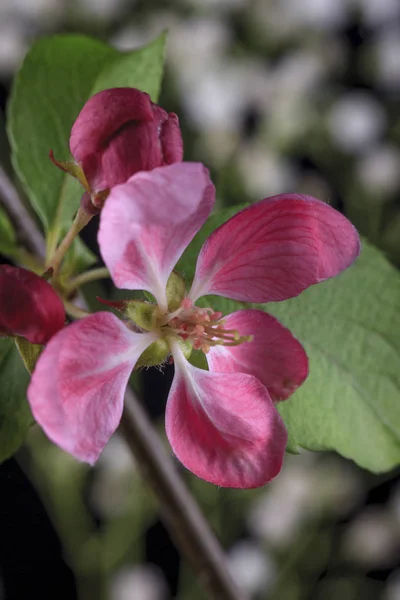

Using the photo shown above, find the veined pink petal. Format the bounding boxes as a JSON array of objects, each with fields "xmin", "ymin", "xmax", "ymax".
[
  {"xmin": 189, "ymin": 194, "xmax": 360, "ymax": 303},
  {"xmin": 28, "ymin": 312, "xmax": 156, "ymax": 464},
  {"xmin": 207, "ymin": 310, "xmax": 308, "ymax": 402},
  {"xmin": 165, "ymin": 342, "xmax": 287, "ymax": 488},
  {"xmin": 99, "ymin": 163, "xmax": 215, "ymax": 310}
]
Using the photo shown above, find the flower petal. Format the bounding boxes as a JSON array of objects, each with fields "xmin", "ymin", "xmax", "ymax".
[
  {"xmin": 165, "ymin": 343, "xmax": 287, "ymax": 488},
  {"xmin": 160, "ymin": 113, "xmax": 184, "ymax": 164},
  {"xmin": 99, "ymin": 162, "xmax": 215, "ymax": 309},
  {"xmin": 70, "ymin": 88, "xmax": 154, "ymax": 162},
  {"xmin": 207, "ymin": 309, "xmax": 308, "ymax": 402},
  {"xmin": 92, "ymin": 120, "xmax": 164, "ymax": 191},
  {"xmin": 189, "ymin": 194, "xmax": 360, "ymax": 303},
  {"xmin": 0, "ymin": 265, "xmax": 65, "ymax": 344},
  {"xmin": 28, "ymin": 312, "xmax": 156, "ymax": 464}
]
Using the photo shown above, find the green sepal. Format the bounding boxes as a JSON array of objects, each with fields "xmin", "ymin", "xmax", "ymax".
[
  {"xmin": 126, "ymin": 300, "xmax": 159, "ymax": 331},
  {"xmin": 15, "ymin": 337, "xmax": 43, "ymax": 373},
  {"xmin": 166, "ymin": 271, "xmax": 186, "ymax": 311},
  {"xmin": 49, "ymin": 150, "xmax": 91, "ymax": 193},
  {"xmin": 135, "ymin": 338, "xmax": 170, "ymax": 368}
]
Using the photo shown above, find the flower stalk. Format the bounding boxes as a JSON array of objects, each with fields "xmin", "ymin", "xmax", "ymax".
[{"xmin": 47, "ymin": 207, "xmax": 93, "ymax": 277}]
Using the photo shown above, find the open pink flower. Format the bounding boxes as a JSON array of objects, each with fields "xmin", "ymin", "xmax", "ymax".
[
  {"xmin": 28, "ymin": 163, "xmax": 360, "ymax": 488},
  {"xmin": 0, "ymin": 265, "xmax": 65, "ymax": 344}
]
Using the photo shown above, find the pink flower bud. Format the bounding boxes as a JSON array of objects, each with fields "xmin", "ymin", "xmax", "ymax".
[
  {"xmin": 69, "ymin": 88, "xmax": 183, "ymax": 193},
  {"xmin": 0, "ymin": 265, "xmax": 65, "ymax": 344}
]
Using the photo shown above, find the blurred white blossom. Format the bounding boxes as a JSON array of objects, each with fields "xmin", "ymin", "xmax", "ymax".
[
  {"xmin": 111, "ymin": 565, "xmax": 168, "ymax": 600},
  {"xmin": 328, "ymin": 93, "xmax": 386, "ymax": 153},
  {"xmin": 90, "ymin": 434, "xmax": 137, "ymax": 517},
  {"xmin": 228, "ymin": 540, "xmax": 276, "ymax": 596},
  {"xmin": 238, "ymin": 144, "xmax": 298, "ymax": 198},
  {"xmin": 247, "ymin": 456, "xmax": 315, "ymax": 547},
  {"xmin": 0, "ymin": 23, "xmax": 27, "ymax": 75},
  {"xmin": 342, "ymin": 507, "xmax": 400, "ymax": 567},
  {"xmin": 283, "ymin": 0, "xmax": 351, "ymax": 31},
  {"xmin": 182, "ymin": 0, "xmax": 247, "ymax": 10},
  {"xmin": 77, "ymin": 0, "xmax": 131, "ymax": 21},
  {"xmin": 356, "ymin": 0, "xmax": 400, "ymax": 26},
  {"xmin": 357, "ymin": 145, "xmax": 400, "ymax": 194},
  {"xmin": 375, "ymin": 30, "xmax": 400, "ymax": 91}
]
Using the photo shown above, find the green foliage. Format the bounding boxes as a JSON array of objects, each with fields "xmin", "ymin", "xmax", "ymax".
[
  {"xmin": 0, "ymin": 338, "xmax": 33, "ymax": 462},
  {"xmin": 269, "ymin": 241, "xmax": 400, "ymax": 472},
  {"xmin": 179, "ymin": 207, "xmax": 400, "ymax": 473},
  {"xmin": 7, "ymin": 33, "xmax": 166, "ymax": 270},
  {"xmin": 0, "ymin": 206, "xmax": 18, "ymax": 256}
]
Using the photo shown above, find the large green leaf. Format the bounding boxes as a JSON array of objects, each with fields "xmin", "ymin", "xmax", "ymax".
[
  {"xmin": 179, "ymin": 207, "xmax": 400, "ymax": 473},
  {"xmin": 268, "ymin": 241, "xmax": 400, "ymax": 472},
  {"xmin": 7, "ymin": 33, "xmax": 166, "ymax": 266},
  {"xmin": 0, "ymin": 338, "xmax": 33, "ymax": 462}
]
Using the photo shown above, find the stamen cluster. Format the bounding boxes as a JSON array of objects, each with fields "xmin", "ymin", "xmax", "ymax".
[{"xmin": 164, "ymin": 298, "xmax": 252, "ymax": 354}]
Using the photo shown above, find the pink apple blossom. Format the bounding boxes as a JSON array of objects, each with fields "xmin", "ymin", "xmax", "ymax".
[
  {"xmin": 28, "ymin": 162, "xmax": 360, "ymax": 488},
  {"xmin": 0, "ymin": 265, "xmax": 65, "ymax": 344}
]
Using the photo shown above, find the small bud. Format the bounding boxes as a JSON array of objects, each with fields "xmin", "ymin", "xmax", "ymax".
[
  {"xmin": 0, "ymin": 266, "xmax": 65, "ymax": 344},
  {"xmin": 166, "ymin": 271, "xmax": 186, "ymax": 311},
  {"xmin": 69, "ymin": 88, "xmax": 184, "ymax": 194}
]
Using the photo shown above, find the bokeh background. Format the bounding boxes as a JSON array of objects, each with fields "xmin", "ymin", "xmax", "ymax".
[{"xmin": 1, "ymin": 0, "xmax": 400, "ymax": 599}]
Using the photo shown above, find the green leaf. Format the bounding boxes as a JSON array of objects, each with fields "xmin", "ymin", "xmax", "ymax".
[
  {"xmin": 268, "ymin": 241, "xmax": 400, "ymax": 473},
  {"xmin": 179, "ymin": 206, "xmax": 400, "ymax": 473},
  {"xmin": 0, "ymin": 338, "xmax": 33, "ymax": 463},
  {"xmin": 8, "ymin": 33, "xmax": 166, "ymax": 266},
  {"xmin": 0, "ymin": 206, "xmax": 18, "ymax": 256}
]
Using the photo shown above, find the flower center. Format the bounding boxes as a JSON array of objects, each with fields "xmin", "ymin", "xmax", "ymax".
[{"xmin": 161, "ymin": 298, "xmax": 252, "ymax": 354}]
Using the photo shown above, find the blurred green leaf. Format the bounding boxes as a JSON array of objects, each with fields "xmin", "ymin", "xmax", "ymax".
[
  {"xmin": 179, "ymin": 207, "xmax": 400, "ymax": 473},
  {"xmin": 8, "ymin": 33, "xmax": 166, "ymax": 269},
  {"xmin": 0, "ymin": 206, "xmax": 18, "ymax": 256},
  {"xmin": 0, "ymin": 338, "xmax": 33, "ymax": 463}
]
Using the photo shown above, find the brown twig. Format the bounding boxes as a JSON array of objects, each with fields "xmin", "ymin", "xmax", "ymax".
[
  {"xmin": 0, "ymin": 165, "xmax": 46, "ymax": 259},
  {"xmin": 120, "ymin": 389, "xmax": 245, "ymax": 600},
  {"xmin": 0, "ymin": 163, "xmax": 245, "ymax": 600}
]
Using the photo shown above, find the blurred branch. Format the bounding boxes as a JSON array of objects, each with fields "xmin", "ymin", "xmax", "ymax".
[
  {"xmin": 120, "ymin": 389, "xmax": 244, "ymax": 600},
  {"xmin": 2, "ymin": 162, "xmax": 244, "ymax": 600},
  {"xmin": 0, "ymin": 165, "xmax": 45, "ymax": 259}
]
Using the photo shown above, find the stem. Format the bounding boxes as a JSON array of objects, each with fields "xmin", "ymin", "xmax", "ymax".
[
  {"xmin": 66, "ymin": 267, "xmax": 110, "ymax": 292},
  {"xmin": 2, "ymin": 162, "xmax": 244, "ymax": 600},
  {"xmin": 63, "ymin": 300, "xmax": 91, "ymax": 320},
  {"xmin": 120, "ymin": 389, "xmax": 244, "ymax": 600},
  {"xmin": 48, "ymin": 207, "xmax": 92, "ymax": 276}
]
